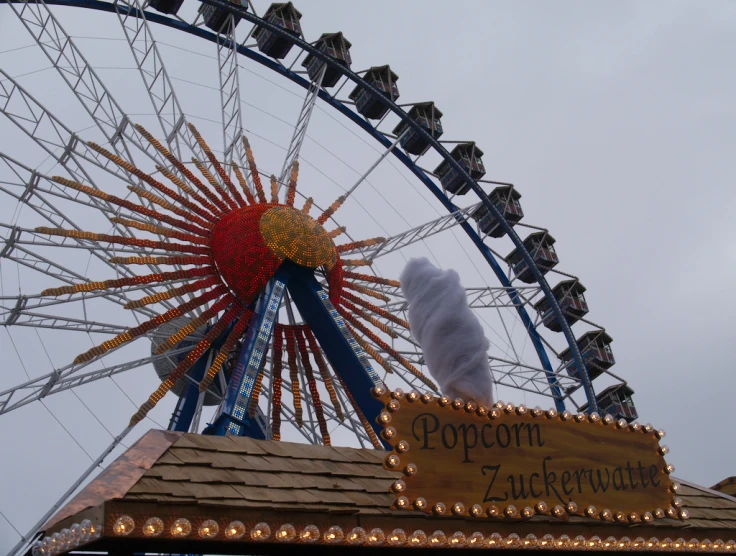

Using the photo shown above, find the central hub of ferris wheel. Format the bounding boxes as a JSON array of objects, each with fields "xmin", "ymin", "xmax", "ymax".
[{"xmin": 210, "ymin": 203, "xmax": 337, "ymax": 305}]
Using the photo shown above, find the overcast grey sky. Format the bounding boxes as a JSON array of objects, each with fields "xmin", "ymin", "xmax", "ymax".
[{"xmin": 1, "ymin": 0, "xmax": 735, "ymax": 550}]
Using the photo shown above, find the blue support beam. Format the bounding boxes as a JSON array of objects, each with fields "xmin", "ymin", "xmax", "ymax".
[
  {"xmin": 282, "ymin": 261, "xmax": 386, "ymax": 444},
  {"xmin": 206, "ymin": 271, "xmax": 287, "ymax": 437},
  {"xmin": 167, "ymin": 324, "xmax": 233, "ymax": 432}
]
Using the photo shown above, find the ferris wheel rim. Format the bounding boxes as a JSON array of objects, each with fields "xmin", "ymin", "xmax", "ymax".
[{"xmin": 0, "ymin": 0, "xmax": 596, "ymax": 410}]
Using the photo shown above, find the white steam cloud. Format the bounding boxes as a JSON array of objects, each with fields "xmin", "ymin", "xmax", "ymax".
[{"xmin": 400, "ymin": 258, "xmax": 494, "ymax": 406}]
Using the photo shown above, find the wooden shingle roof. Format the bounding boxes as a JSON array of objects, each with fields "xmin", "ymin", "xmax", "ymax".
[{"xmin": 39, "ymin": 430, "xmax": 736, "ymax": 553}]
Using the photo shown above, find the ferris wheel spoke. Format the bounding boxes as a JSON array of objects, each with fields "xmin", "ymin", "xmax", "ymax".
[
  {"xmin": 216, "ymin": 15, "xmax": 246, "ymax": 169},
  {"xmin": 112, "ymin": 0, "xmax": 212, "ymax": 164},
  {"xmin": 277, "ymin": 64, "xmax": 326, "ymax": 186},
  {"xmin": 0, "ymin": 302, "xmax": 136, "ymax": 334},
  {"xmin": 0, "ymin": 343, "xmax": 195, "ymax": 416},
  {"xmin": 0, "ymin": 227, "xmax": 179, "ymax": 315},
  {"xmin": 343, "ymin": 201, "xmax": 482, "ymax": 261},
  {"xmin": 6, "ymin": 0, "xmax": 167, "ymax": 170}
]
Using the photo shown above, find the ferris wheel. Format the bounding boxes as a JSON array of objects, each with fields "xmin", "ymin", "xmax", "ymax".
[{"xmin": 0, "ymin": 0, "xmax": 637, "ymax": 548}]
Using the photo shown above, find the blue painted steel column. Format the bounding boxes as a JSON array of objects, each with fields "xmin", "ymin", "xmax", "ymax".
[
  {"xmin": 207, "ymin": 271, "xmax": 287, "ymax": 437},
  {"xmin": 282, "ymin": 261, "xmax": 386, "ymax": 443},
  {"xmin": 168, "ymin": 324, "xmax": 233, "ymax": 432}
]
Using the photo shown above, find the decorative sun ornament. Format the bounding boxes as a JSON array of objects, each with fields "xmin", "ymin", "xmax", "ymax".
[{"xmin": 33, "ymin": 123, "xmax": 434, "ymax": 435}]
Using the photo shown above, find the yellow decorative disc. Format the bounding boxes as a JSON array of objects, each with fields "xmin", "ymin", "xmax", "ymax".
[{"xmin": 259, "ymin": 206, "xmax": 336, "ymax": 269}]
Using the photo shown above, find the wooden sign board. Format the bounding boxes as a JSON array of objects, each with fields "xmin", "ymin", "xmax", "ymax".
[{"xmin": 376, "ymin": 390, "xmax": 679, "ymax": 523}]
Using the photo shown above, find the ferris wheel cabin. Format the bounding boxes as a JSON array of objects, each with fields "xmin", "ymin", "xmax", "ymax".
[
  {"xmin": 505, "ymin": 231, "xmax": 558, "ymax": 283},
  {"xmin": 198, "ymin": 0, "xmax": 248, "ymax": 31},
  {"xmin": 434, "ymin": 142, "xmax": 486, "ymax": 195},
  {"xmin": 302, "ymin": 32, "xmax": 352, "ymax": 87},
  {"xmin": 471, "ymin": 185, "xmax": 524, "ymax": 238},
  {"xmin": 581, "ymin": 384, "xmax": 639, "ymax": 422},
  {"xmin": 533, "ymin": 279, "xmax": 589, "ymax": 332},
  {"xmin": 559, "ymin": 330, "xmax": 615, "ymax": 382},
  {"xmin": 349, "ymin": 65, "xmax": 400, "ymax": 120},
  {"xmin": 253, "ymin": 2, "xmax": 303, "ymax": 59},
  {"xmin": 148, "ymin": 0, "xmax": 184, "ymax": 16},
  {"xmin": 393, "ymin": 102, "xmax": 444, "ymax": 155}
]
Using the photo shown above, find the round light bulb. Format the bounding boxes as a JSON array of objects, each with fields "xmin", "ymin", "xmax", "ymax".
[
  {"xmin": 226, "ymin": 521, "xmax": 246, "ymax": 539},
  {"xmin": 450, "ymin": 531, "xmax": 466, "ymax": 547},
  {"xmin": 409, "ymin": 530, "xmax": 427, "ymax": 546},
  {"xmin": 171, "ymin": 518, "xmax": 191, "ymax": 538},
  {"xmin": 276, "ymin": 523, "xmax": 296, "ymax": 542},
  {"xmin": 324, "ymin": 525, "xmax": 344, "ymax": 544},
  {"xmin": 429, "ymin": 530, "xmax": 447, "ymax": 547},
  {"xmin": 389, "ymin": 528, "xmax": 407, "ymax": 546},
  {"xmin": 367, "ymin": 528, "xmax": 385, "ymax": 546},
  {"xmin": 347, "ymin": 527, "xmax": 366, "ymax": 545},
  {"xmin": 468, "ymin": 531, "xmax": 485, "ymax": 547},
  {"xmin": 143, "ymin": 517, "xmax": 164, "ymax": 537},
  {"xmin": 113, "ymin": 515, "xmax": 134, "ymax": 536},
  {"xmin": 198, "ymin": 519, "xmax": 219, "ymax": 539},
  {"xmin": 250, "ymin": 521, "xmax": 271, "ymax": 541},
  {"xmin": 299, "ymin": 524, "xmax": 320, "ymax": 543}
]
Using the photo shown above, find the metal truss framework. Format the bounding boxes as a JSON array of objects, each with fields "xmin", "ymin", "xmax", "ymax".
[
  {"xmin": 3, "ymin": 0, "xmax": 597, "ymax": 413},
  {"xmin": 277, "ymin": 64, "xmax": 326, "ymax": 186},
  {"xmin": 0, "ymin": 0, "xmax": 613, "ymax": 455},
  {"xmin": 217, "ymin": 14, "xmax": 246, "ymax": 169}
]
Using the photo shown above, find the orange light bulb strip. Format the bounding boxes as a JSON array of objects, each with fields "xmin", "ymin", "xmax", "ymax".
[
  {"xmin": 130, "ymin": 299, "xmax": 239, "ymax": 426},
  {"xmin": 199, "ymin": 308, "xmax": 252, "ymax": 392},
  {"xmin": 187, "ymin": 123, "xmax": 246, "ymax": 208},
  {"xmin": 192, "ymin": 158, "xmax": 239, "ymax": 212},
  {"xmin": 301, "ymin": 197, "xmax": 314, "ymax": 215},
  {"xmin": 327, "ymin": 226, "xmax": 346, "ymax": 239},
  {"xmin": 328, "ymin": 257, "xmax": 345, "ymax": 307},
  {"xmin": 270, "ymin": 174, "xmax": 279, "ymax": 204},
  {"xmin": 51, "ymin": 176, "xmax": 209, "ymax": 236},
  {"xmin": 109, "ymin": 217, "xmax": 210, "ymax": 245},
  {"xmin": 342, "ymin": 290, "xmax": 410, "ymax": 330},
  {"xmin": 154, "ymin": 295, "xmax": 234, "ymax": 354},
  {"xmin": 248, "ymin": 353, "xmax": 269, "ymax": 418},
  {"xmin": 335, "ymin": 237, "xmax": 385, "ymax": 253},
  {"xmin": 295, "ymin": 327, "xmax": 331, "ymax": 446},
  {"xmin": 123, "ymin": 276, "xmax": 219, "ymax": 309},
  {"xmin": 230, "ymin": 161, "xmax": 257, "ymax": 205},
  {"xmin": 340, "ymin": 299, "xmax": 398, "ymax": 339},
  {"xmin": 317, "ymin": 195, "xmax": 346, "ymax": 225},
  {"xmin": 34, "ymin": 227, "xmax": 208, "ymax": 256},
  {"xmin": 343, "ymin": 271, "xmax": 401, "ymax": 287},
  {"xmin": 75, "ymin": 285, "xmax": 227, "ymax": 364},
  {"xmin": 343, "ymin": 281, "xmax": 390, "ymax": 302},
  {"xmin": 155, "ymin": 164, "xmax": 222, "ymax": 217},
  {"xmin": 303, "ymin": 327, "xmax": 344, "ymax": 422},
  {"xmin": 344, "ymin": 322, "xmax": 393, "ymax": 375},
  {"xmin": 341, "ymin": 259, "xmax": 372, "ymax": 267},
  {"xmin": 109, "ymin": 255, "xmax": 210, "ymax": 266},
  {"xmin": 271, "ymin": 324, "xmax": 285, "ymax": 441},
  {"xmin": 338, "ymin": 308, "xmax": 436, "ymax": 390},
  {"xmin": 285, "ymin": 160, "xmax": 299, "ymax": 207},
  {"xmin": 334, "ymin": 373, "xmax": 383, "ymax": 449},
  {"xmin": 242, "ymin": 136, "xmax": 267, "ymax": 204},
  {"xmin": 134, "ymin": 124, "xmax": 229, "ymax": 213},
  {"xmin": 126, "ymin": 184, "xmax": 212, "ymax": 230},
  {"xmin": 284, "ymin": 327, "xmax": 303, "ymax": 427},
  {"xmin": 86, "ymin": 141, "xmax": 218, "ymax": 223},
  {"xmin": 40, "ymin": 266, "xmax": 213, "ymax": 297}
]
